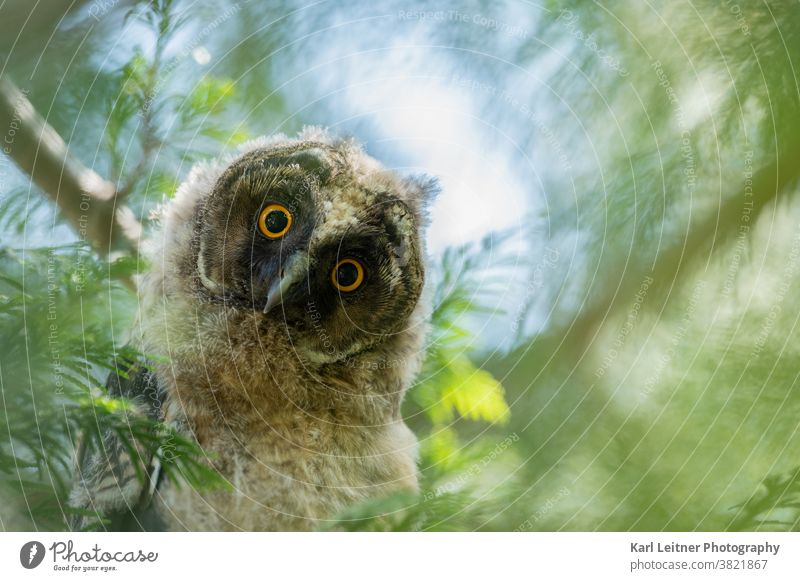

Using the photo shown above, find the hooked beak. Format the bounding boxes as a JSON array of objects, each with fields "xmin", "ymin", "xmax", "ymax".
[{"xmin": 263, "ymin": 254, "xmax": 305, "ymax": 314}]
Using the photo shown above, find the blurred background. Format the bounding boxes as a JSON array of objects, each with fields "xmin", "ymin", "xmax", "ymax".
[{"xmin": 1, "ymin": 0, "xmax": 799, "ymax": 531}]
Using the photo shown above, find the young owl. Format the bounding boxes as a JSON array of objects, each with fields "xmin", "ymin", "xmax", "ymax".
[{"xmin": 69, "ymin": 127, "xmax": 435, "ymax": 531}]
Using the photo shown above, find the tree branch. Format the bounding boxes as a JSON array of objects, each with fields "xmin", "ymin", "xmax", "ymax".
[{"xmin": 0, "ymin": 75, "xmax": 141, "ymax": 255}]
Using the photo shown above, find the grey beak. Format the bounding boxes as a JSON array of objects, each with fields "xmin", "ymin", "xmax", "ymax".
[{"xmin": 263, "ymin": 258, "xmax": 303, "ymax": 314}]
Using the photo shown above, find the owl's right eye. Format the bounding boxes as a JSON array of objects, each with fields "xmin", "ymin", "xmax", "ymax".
[
  {"xmin": 331, "ymin": 258, "xmax": 365, "ymax": 292},
  {"xmin": 258, "ymin": 203, "xmax": 293, "ymax": 239}
]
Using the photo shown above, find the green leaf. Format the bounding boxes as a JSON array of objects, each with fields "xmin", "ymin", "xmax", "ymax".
[
  {"xmin": 426, "ymin": 355, "xmax": 510, "ymax": 425},
  {"xmin": 109, "ymin": 255, "xmax": 147, "ymax": 280},
  {"xmin": 421, "ymin": 426, "xmax": 461, "ymax": 467},
  {"xmin": 187, "ymin": 76, "xmax": 236, "ymax": 116}
]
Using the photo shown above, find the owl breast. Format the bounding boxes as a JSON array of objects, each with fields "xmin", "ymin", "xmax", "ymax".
[
  {"xmin": 153, "ymin": 410, "xmax": 418, "ymax": 531},
  {"xmin": 137, "ymin": 292, "xmax": 424, "ymax": 531}
]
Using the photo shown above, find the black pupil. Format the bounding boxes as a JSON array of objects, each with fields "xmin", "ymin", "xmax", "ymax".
[
  {"xmin": 265, "ymin": 210, "xmax": 288, "ymax": 234},
  {"xmin": 336, "ymin": 262, "xmax": 359, "ymax": 288}
]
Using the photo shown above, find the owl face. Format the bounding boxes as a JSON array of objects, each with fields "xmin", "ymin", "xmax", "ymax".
[{"xmin": 192, "ymin": 135, "xmax": 433, "ymax": 363}]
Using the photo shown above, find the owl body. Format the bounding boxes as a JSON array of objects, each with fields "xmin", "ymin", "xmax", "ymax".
[
  {"xmin": 71, "ymin": 128, "xmax": 434, "ymax": 531},
  {"xmin": 139, "ymin": 279, "xmax": 424, "ymax": 531}
]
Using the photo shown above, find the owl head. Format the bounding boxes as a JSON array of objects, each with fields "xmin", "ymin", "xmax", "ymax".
[{"xmin": 162, "ymin": 128, "xmax": 435, "ymax": 365}]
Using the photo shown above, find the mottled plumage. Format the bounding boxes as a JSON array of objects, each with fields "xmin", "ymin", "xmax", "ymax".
[{"xmin": 70, "ymin": 128, "xmax": 435, "ymax": 531}]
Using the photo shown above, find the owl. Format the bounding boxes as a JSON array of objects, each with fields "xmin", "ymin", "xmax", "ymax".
[{"xmin": 69, "ymin": 127, "xmax": 436, "ymax": 531}]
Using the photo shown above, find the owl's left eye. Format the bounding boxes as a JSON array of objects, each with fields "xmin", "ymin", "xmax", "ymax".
[
  {"xmin": 331, "ymin": 258, "xmax": 365, "ymax": 292},
  {"xmin": 258, "ymin": 203, "xmax": 293, "ymax": 239}
]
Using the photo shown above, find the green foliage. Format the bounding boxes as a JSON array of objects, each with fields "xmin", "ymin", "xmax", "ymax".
[
  {"xmin": 412, "ymin": 234, "xmax": 512, "ymax": 428},
  {"xmin": 0, "ymin": 0, "xmax": 245, "ymax": 530},
  {"xmin": 420, "ymin": 355, "xmax": 509, "ymax": 425},
  {"xmin": 4, "ymin": 0, "xmax": 800, "ymax": 533},
  {"xmin": 732, "ymin": 467, "xmax": 800, "ymax": 531},
  {"xmin": 104, "ymin": 0, "xmax": 245, "ymax": 209},
  {"xmin": 0, "ymin": 244, "xmax": 225, "ymax": 530},
  {"xmin": 0, "ymin": 189, "xmax": 50, "ymax": 236},
  {"xmin": 181, "ymin": 76, "xmax": 249, "ymax": 146}
]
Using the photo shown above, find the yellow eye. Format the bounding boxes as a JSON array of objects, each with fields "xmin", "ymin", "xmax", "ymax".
[
  {"xmin": 258, "ymin": 203, "xmax": 292, "ymax": 239},
  {"xmin": 331, "ymin": 258, "xmax": 365, "ymax": 292}
]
